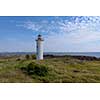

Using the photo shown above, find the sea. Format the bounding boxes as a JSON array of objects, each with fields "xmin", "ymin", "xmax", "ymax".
[
  {"xmin": 0, "ymin": 52, "xmax": 100, "ymax": 58},
  {"xmin": 44, "ymin": 52, "xmax": 100, "ymax": 58}
]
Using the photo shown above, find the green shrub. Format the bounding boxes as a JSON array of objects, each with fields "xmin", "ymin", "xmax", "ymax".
[
  {"xmin": 25, "ymin": 54, "xmax": 30, "ymax": 60},
  {"xmin": 31, "ymin": 54, "xmax": 36, "ymax": 59},
  {"xmin": 26, "ymin": 62, "xmax": 49, "ymax": 76},
  {"xmin": 16, "ymin": 58, "xmax": 21, "ymax": 61}
]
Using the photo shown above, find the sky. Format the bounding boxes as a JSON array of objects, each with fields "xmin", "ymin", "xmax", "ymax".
[{"xmin": 0, "ymin": 16, "xmax": 100, "ymax": 52}]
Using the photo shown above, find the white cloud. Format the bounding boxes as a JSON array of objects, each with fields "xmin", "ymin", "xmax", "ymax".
[{"xmin": 17, "ymin": 16, "xmax": 100, "ymax": 52}]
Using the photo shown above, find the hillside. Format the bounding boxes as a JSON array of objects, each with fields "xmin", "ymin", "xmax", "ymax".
[{"xmin": 0, "ymin": 55, "xmax": 100, "ymax": 82}]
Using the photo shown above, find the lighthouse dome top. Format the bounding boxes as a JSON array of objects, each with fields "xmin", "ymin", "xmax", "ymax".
[{"xmin": 36, "ymin": 34, "xmax": 44, "ymax": 41}]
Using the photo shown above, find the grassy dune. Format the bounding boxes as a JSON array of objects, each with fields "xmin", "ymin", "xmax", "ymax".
[{"xmin": 0, "ymin": 55, "xmax": 100, "ymax": 83}]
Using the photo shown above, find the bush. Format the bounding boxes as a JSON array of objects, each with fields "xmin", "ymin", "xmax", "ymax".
[
  {"xmin": 25, "ymin": 54, "xmax": 30, "ymax": 60},
  {"xmin": 16, "ymin": 58, "xmax": 21, "ymax": 61},
  {"xmin": 26, "ymin": 62, "xmax": 49, "ymax": 76},
  {"xmin": 31, "ymin": 54, "xmax": 36, "ymax": 59}
]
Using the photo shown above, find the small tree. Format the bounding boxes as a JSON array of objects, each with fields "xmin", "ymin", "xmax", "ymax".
[
  {"xmin": 25, "ymin": 54, "xmax": 30, "ymax": 60},
  {"xmin": 16, "ymin": 58, "xmax": 21, "ymax": 61},
  {"xmin": 31, "ymin": 54, "xmax": 36, "ymax": 59}
]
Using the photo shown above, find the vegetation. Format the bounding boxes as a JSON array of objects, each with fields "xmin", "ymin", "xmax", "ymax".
[
  {"xmin": 25, "ymin": 54, "xmax": 30, "ymax": 60},
  {"xmin": 25, "ymin": 54, "xmax": 36, "ymax": 60},
  {"xmin": 22, "ymin": 62, "xmax": 49, "ymax": 76},
  {"xmin": 0, "ymin": 55, "xmax": 100, "ymax": 82},
  {"xmin": 31, "ymin": 54, "xmax": 36, "ymax": 59}
]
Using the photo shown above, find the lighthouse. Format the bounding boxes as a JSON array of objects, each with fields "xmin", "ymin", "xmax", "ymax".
[{"xmin": 36, "ymin": 34, "xmax": 44, "ymax": 60}]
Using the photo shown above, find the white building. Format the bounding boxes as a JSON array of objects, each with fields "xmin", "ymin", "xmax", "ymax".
[{"xmin": 36, "ymin": 34, "xmax": 44, "ymax": 60}]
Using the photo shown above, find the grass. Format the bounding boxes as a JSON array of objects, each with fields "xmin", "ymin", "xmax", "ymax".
[{"xmin": 0, "ymin": 55, "xmax": 100, "ymax": 82}]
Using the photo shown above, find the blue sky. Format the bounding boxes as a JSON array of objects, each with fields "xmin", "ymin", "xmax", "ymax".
[{"xmin": 0, "ymin": 16, "xmax": 100, "ymax": 52}]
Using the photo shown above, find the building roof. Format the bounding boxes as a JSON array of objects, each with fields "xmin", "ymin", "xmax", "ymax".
[{"xmin": 36, "ymin": 34, "xmax": 44, "ymax": 41}]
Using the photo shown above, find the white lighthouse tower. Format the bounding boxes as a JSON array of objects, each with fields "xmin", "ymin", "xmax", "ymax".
[{"xmin": 36, "ymin": 34, "xmax": 44, "ymax": 60}]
